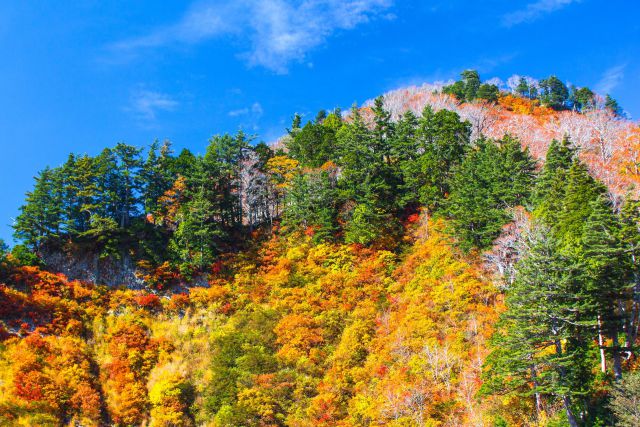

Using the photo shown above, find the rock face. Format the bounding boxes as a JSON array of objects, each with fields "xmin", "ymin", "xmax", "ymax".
[{"xmin": 40, "ymin": 249, "xmax": 144, "ymax": 289}]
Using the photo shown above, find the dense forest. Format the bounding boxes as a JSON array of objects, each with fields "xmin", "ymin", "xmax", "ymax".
[{"xmin": 2, "ymin": 71, "xmax": 640, "ymax": 426}]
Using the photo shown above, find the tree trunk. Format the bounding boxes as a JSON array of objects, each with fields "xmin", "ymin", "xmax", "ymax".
[
  {"xmin": 597, "ymin": 315, "xmax": 607, "ymax": 374},
  {"xmin": 611, "ymin": 328, "xmax": 623, "ymax": 380},
  {"xmin": 530, "ymin": 364, "xmax": 543, "ymax": 419},
  {"xmin": 553, "ymin": 336, "xmax": 578, "ymax": 427},
  {"xmin": 562, "ymin": 395, "xmax": 579, "ymax": 427}
]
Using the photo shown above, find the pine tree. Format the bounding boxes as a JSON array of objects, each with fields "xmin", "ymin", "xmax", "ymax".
[
  {"xmin": 170, "ymin": 159, "xmax": 223, "ymax": 271},
  {"xmin": 461, "ymin": 69, "xmax": 481, "ymax": 101},
  {"xmin": 570, "ymin": 86, "xmax": 595, "ymax": 111},
  {"xmin": 555, "ymin": 160, "xmax": 606, "ymax": 246},
  {"xmin": 532, "ymin": 137, "xmax": 576, "ymax": 207},
  {"xmin": 371, "ymin": 96, "xmax": 394, "ymax": 164},
  {"xmin": 605, "ymin": 95, "xmax": 623, "ymax": 116},
  {"xmin": 515, "ymin": 77, "xmax": 530, "ymax": 98},
  {"xmin": 582, "ymin": 195, "xmax": 627, "ymax": 379},
  {"xmin": 141, "ymin": 140, "xmax": 175, "ymax": 215},
  {"xmin": 619, "ymin": 198, "xmax": 640, "ymax": 347},
  {"xmin": 477, "ymin": 83, "xmax": 499, "ymax": 103},
  {"xmin": 539, "ymin": 76, "xmax": 569, "ymax": 109},
  {"xmin": 61, "ymin": 153, "xmax": 101, "ymax": 235},
  {"xmin": 482, "ymin": 223, "xmax": 591, "ymax": 426},
  {"xmin": 402, "ymin": 106, "xmax": 471, "ymax": 210},
  {"xmin": 446, "ymin": 135, "xmax": 535, "ymax": 251},
  {"xmin": 109, "ymin": 143, "xmax": 143, "ymax": 228},
  {"xmin": 13, "ymin": 167, "xmax": 64, "ymax": 250}
]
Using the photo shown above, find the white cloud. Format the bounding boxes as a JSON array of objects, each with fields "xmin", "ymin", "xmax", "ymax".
[
  {"xmin": 127, "ymin": 90, "xmax": 178, "ymax": 121},
  {"xmin": 109, "ymin": 0, "xmax": 393, "ymax": 73},
  {"xmin": 502, "ymin": 0, "xmax": 579, "ymax": 27},
  {"xmin": 228, "ymin": 107, "xmax": 249, "ymax": 117},
  {"xmin": 228, "ymin": 102, "xmax": 263, "ymax": 117},
  {"xmin": 596, "ymin": 64, "xmax": 626, "ymax": 95}
]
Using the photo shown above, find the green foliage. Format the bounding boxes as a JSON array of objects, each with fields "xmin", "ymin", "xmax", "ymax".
[
  {"xmin": 10, "ymin": 244, "xmax": 42, "ymax": 267},
  {"xmin": 609, "ymin": 371, "xmax": 640, "ymax": 426},
  {"xmin": 446, "ymin": 135, "xmax": 536, "ymax": 251},
  {"xmin": 282, "ymin": 169, "xmax": 338, "ymax": 243},
  {"xmin": 539, "ymin": 75, "xmax": 569, "ymax": 110},
  {"xmin": 285, "ymin": 111, "xmax": 341, "ymax": 168},
  {"xmin": 199, "ymin": 307, "xmax": 279, "ymax": 423},
  {"xmin": 605, "ymin": 94, "xmax": 623, "ymax": 116},
  {"xmin": 477, "ymin": 83, "xmax": 500, "ymax": 103},
  {"xmin": 482, "ymin": 223, "xmax": 591, "ymax": 426},
  {"xmin": 397, "ymin": 106, "xmax": 472, "ymax": 210},
  {"xmin": 344, "ymin": 201, "xmax": 388, "ymax": 246},
  {"xmin": 570, "ymin": 86, "xmax": 595, "ymax": 111}
]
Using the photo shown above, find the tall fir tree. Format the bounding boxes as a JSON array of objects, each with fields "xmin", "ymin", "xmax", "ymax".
[{"xmin": 482, "ymin": 223, "xmax": 592, "ymax": 427}]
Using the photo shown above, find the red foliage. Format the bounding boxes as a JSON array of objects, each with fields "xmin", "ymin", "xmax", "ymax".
[
  {"xmin": 167, "ymin": 292, "xmax": 190, "ymax": 312},
  {"xmin": 14, "ymin": 370, "xmax": 47, "ymax": 401},
  {"xmin": 134, "ymin": 293, "xmax": 162, "ymax": 310}
]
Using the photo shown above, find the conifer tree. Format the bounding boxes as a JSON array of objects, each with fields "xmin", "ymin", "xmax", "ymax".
[
  {"xmin": 13, "ymin": 167, "xmax": 64, "ymax": 250},
  {"xmin": 170, "ymin": 159, "xmax": 222, "ymax": 271},
  {"xmin": 582, "ymin": 195, "xmax": 627, "ymax": 379},
  {"xmin": 532, "ymin": 137, "xmax": 576, "ymax": 208},
  {"xmin": 461, "ymin": 69, "xmax": 481, "ymax": 101},
  {"xmin": 446, "ymin": 135, "xmax": 535, "ymax": 250},
  {"xmin": 401, "ymin": 106, "xmax": 471, "ymax": 210},
  {"xmin": 477, "ymin": 83, "xmax": 499, "ymax": 103},
  {"xmin": 555, "ymin": 160, "xmax": 606, "ymax": 246},
  {"xmin": 539, "ymin": 75, "xmax": 569, "ymax": 109},
  {"xmin": 619, "ymin": 198, "xmax": 640, "ymax": 347},
  {"xmin": 515, "ymin": 77, "xmax": 530, "ymax": 98},
  {"xmin": 141, "ymin": 140, "xmax": 175, "ymax": 215},
  {"xmin": 482, "ymin": 223, "xmax": 590, "ymax": 427}
]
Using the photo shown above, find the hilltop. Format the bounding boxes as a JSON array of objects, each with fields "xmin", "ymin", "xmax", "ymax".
[{"xmin": 1, "ymin": 70, "xmax": 640, "ymax": 426}]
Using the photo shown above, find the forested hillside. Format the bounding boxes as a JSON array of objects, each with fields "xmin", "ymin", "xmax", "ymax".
[{"xmin": 2, "ymin": 71, "xmax": 640, "ymax": 426}]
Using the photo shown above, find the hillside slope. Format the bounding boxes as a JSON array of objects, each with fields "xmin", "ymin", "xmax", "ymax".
[{"xmin": 2, "ymin": 72, "xmax": 640, "ymax": 426}]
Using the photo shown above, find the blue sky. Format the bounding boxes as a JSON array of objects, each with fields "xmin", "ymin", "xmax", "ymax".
[{"xmin": 1, "ymin": 0, "xmax": 639, "ymax": 244}]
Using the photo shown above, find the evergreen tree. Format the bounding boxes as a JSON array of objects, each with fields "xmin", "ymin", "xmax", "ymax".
[
  {"xmin": 619, "ymin": 198, "xmax": 640, "ymax": 347},
  {"xmin": 570, "ymin": 86, "xmax": 595, "ymax": 111},
  {"xmin": 446, "ymin": 135, "xmax": 536, "ymax": 251},
  {"xmin": 61, "ymin": 153, "xmax": 102, "ymax": 235},
  {"xmin": 605, "ymin": 94, "xmax": 623, "ymax": 116},
  {"xmin": 172, "ymin": 148, "xmax": 197, "ymax": 178},
  {"xmin": 109, "ymin": 143, "xmax": 143, "ymax": 228},
  {"xmin": 336, "ymin": 105, "xmax": 379, "ymax": 201},
  {"xmin": 204, "ymin": 131, "xmax": 251, "ymax": 229},
  {"xmin": 283, "ymin": 169, "xmax": 338, "ymax": 243},
  {"xmin": 442, "ymin": 80, "xmax": 466, "ymax": 101},
  {"xmin": 400, "ymin": 106, "xmax": 471, "ymax": 210},
  {"xmin": 461, "ymin": 69, "xmax": 481, "ymax": 101},
  {"xmin": 371, "ymin": 96, "xmax": 394, "ymax": 163},
  {"xmin": 170, "ymin": 159, "xmax": 223, "ymax": 271},
  {"xmin": 476, "ymin": 83, "xmax": 499, "ymax": 103},
  {"xmin": 582, "ymin": 195, "xmax": 627, "ymax": 379},
  {"xmin": 141, "ymin": 140, "xmax": 175, "ymax": 215},
  {"xmin": 285, "ymin": 113, "xmax": 340, "ymax": 168},
  {"xmin": 555, "ymin": 160, "xmax": 606, "ymax": 246},
  {"xmin": 539, "ymin": 76, "xmax": 569, "ymax": 109},
  {"xmin": 515, "ymin": 77, "xmax": 530, "ymax": 98},
  {"xmin": 482, "ymin": 223, "xmax": 591, "ymax": 427},
  {"xmin": 532, "ymin": 137, "xmax": 576, "ymax": 207},
  {"xmin": 13, "ymin": 167, "xmax": 64, "ymax": 250}
]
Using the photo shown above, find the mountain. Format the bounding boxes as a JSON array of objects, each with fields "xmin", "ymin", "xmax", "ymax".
[{"xmin": 1, "ymin": 71, "xmax": 640, "ymax": 426}]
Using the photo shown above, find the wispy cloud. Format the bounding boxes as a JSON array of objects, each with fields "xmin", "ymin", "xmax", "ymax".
[
  {"xmin": 229, "ymin": 102, "xmax": 263, "ymax": 117},
  {"xmin": 502, "ymin": 0, "xmax": 579, "ymax": 27},
  {"xmin": 596, "ymin": 64, "xmax": 626, "ymax": 95},
  {"xmin": 109, "ymin": 0, "xmax": 393, "ymax": 73},
  {"xmin": 127, "ymin": 90, "xmax": 179, "ymax": 122}
]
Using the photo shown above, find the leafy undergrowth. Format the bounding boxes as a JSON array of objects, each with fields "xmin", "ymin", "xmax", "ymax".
[{"xmin": 0, "ymin": 218, "xmax": 503, "ymax": 426}]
